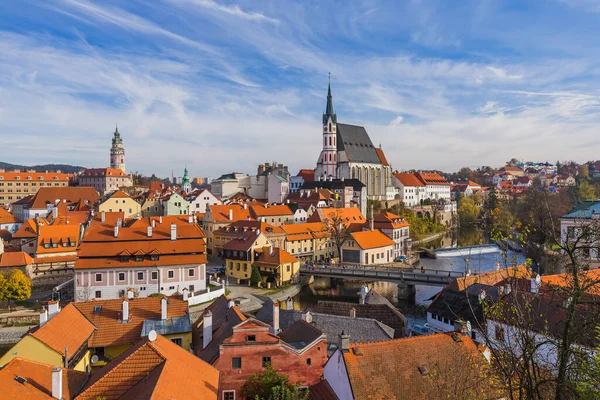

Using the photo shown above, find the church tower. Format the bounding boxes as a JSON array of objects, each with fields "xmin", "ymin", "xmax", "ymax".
[
  {"xmin": 110, "ymin": 125, "xmax": 126, "ymax": 172},
  {"xmin": 182, "ymin": 167, "xmax": 192, "ymax": 194},
  {"xmin": 321, "ymin": 75, "xmax": 337, "ymax": 178}
]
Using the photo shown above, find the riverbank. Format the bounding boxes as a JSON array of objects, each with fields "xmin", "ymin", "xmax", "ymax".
[{"xmin": 412, "ymin": 231, "xmax": 446, "ymax": 246}]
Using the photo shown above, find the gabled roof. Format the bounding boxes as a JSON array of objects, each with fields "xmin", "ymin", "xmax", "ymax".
[
  {"xmin": 81, "ymin": 168, "xmax": 128, "ymax": 177},
  {"xmin": 350, "ymin": 229, "xmax": 395, "ymax": 250},
  {"xmin": 27, "ymin": 187, "xmax": 99, "ymax": 210},
  {"xmin": 76, "ymin": 334, "xmax": 220, "ymax": 400},
  {"xmin": 72, "ymin": 297, "xmax": 189, "ymax": 348},
  {"xmin": 372, "ymin": 211, "xmax": 409, "ymax": 229},
  {"xmin": 375, "ymin": 148, "xmax": 389, "ymax": 166},
  {"xmin": 278, "ymin": 320, "xmax": 324, "ymax": 349},
  {"xmin": 308, "ymin": 207, "xmax": 366, "ymax": 231},
  {"xmin": 0, "ymin": 171, "xmax": 71, "ymax": 182},
  {"xmin": 0, "ymin": 358, "xmax": 89, "ymax": 400},
  {"xmin": 0, "ymin": 208, "xmax": 21, "ymax": 224},
  {"xmin": 336, "ymin": 123, "xmax": 381, "ymax": 164},
  {"xmin": 342, "ymin": 333, "xmax": 493, "ymax": 400},
  {"xmin": 393, "ymin": 172, "xmax": 425, "ymax": 187},
  {"xmin": 36, "ymin": 223, "xmax": 80, "ymax": 255},
  {"xmin": 12, "ymin": 219, "xmax": 39, "ymax": 239},
  {"xmin": 254, "ymin": 246, "xmax": 298, "ymax": 267},
  {"xmin": 107, "ymin": 190, "xmax": 131, "ymax": 199},
  {"xmin": 448, "ymin": 265, "xmax": 530, "ymax": 291},
  {"xmin": 297, "ymin": 169, "xmax": 315, "ymax": 182},
  {"xmin": 223, "ymin": 230, "xmax": 265, "ymax": 252},
  {"xmin": 415, "ymin": 172, "xmax": 449, "ymax": 186},
  {"xmin": 30, "ymin": 304, "xmax": 95, "ymax": 357},
  {"xmin": 206, "ymin": 204, "xmax": 252, "ymax": 223},
  {"xmin": 0, "ymin": 251, "xmax": 33, "ymax": 268}
]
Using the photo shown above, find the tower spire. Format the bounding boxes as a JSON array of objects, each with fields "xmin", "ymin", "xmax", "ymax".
[{"xmin": 323, "ymin": 73, "xmax": 336, "ymax": 124}]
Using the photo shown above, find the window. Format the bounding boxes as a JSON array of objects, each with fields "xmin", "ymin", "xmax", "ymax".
[
  {"xmin": 287, "ymin": 265, "xmax": 290, "ymax": 272},
  {"xmin": 232, "ymin": 357, "xmax": 242, "ymax": 369},
  {"xmin": 247, "ymin": 335, "xmax": 256, "ymax": 342},
  {"xmin": 118, "ymin": 272, "xmax": 125, "ymax": 281},
  {"xmin": 95, "ymin": 273, "xmax": 102, "ymax": 282},
  {"xmin": 137, "ymin": 272, "xmax": 144, "ymax": 280},
  {"xmin": 95, "ymin": 290, "xmax": 102, "ymax": 298},
  {"xmin": 189, "ymin": 284, "xmax": 194, "ymax": 292},
  {"xmin": 223, "ymin": 391, "xmax": 235, "ymax": 400},
  {"xmin": 135, "ymin": 256, "xmax": 143, "ymax": 262},
  {"xmin": 151, "ymin": 271, "xmax": 158, "ymax": 280},
  {"xmin": 495, "ymin": 325, "xmax": 505, "ymax": 342},
  {"xmin": 262, "ymin": 356, "xmax": 271, "ymax": 367},
  {"xmin": 168, "ymin": 286, "xmax": 175, "ymax": 290},
  {"xmin": 170, "ymin": 337, "xmax": 183, "ymax": 347},
  {"xmin": 188, "ymin": 268, "xmax": 195, "ymax": 277},
  {"xmin": 168, "ymin": 270, "xmax": 174, "ymax": 279},
  {"xmin": 306, "ymin": 358, "xmax": 311, "ymax": 366}
]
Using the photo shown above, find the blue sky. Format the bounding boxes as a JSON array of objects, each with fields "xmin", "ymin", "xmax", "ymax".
[{"xmin": 1, "ymin": 0, "xmax": 600, "ymax": 178}]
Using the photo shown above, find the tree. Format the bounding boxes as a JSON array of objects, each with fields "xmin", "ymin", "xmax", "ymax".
[
  {"xmin": 580, "ymin": 164, "xmax": 590, "ymax": 178},
  {"xmin": 250, "ymin": 266, "xmax": 262, "ymax": 286},
  {"xmin": 507, "ymin": 158, "xmax": 520, "ymax": 167},
  {"xmin": 0, "ymin": 270, "xmax": 31, "ymax": 309},
  {"xmin": 261, "ymin": 383, "xmax": 310, "ymax": 400},
  {"xmin": 578, "ymin": 181, "xmax": 595, "ymax": 201},
  {"xmin": 487, "ymin": 186, "xmax": 499, "ymax": 211},
  {"xmin": 240, "ymin": 364, "xmax": 289, "ymax": 400},
  {"xmin": 458, "ymin": 197, "xmax": 479, "ymax": 224},
  {"xmin": 324, "ymin": 209, "xmax": 351, "ymax": 263}
]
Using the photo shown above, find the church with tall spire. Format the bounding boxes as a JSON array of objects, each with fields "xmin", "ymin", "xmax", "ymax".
[
  {"xmin": 110, "ymin": 125, "xmax": 126, "ymax": 172},
  {"xmin": 314, "ymin": 78, "xmax": 394, "ymax": 201}
]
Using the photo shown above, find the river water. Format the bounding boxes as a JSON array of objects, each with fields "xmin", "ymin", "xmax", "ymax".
[{"xmin": 293, "ymin": 226, "xmax": 526, "ymax": 328}]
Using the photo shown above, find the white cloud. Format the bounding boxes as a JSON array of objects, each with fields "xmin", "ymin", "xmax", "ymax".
[
  {"xmin": 181, "ymin": 0, "xmax": 280, "ymax": 24},
  {"xmin": 487, "ymin": 66, "xmax": 524, "ymax": 80},
  {"xmin": 389, "ymin": 116, "xmax": 404, "ymax": 126},
  {"xmin": 477, "ymin": 101, "xmax": 510, "ymax": 114}
]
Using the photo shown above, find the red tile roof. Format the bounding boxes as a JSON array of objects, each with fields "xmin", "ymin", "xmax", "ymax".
[
  {"xmin": 297, "ymin": 169, "xmax": 315, "ymax": 182},
  {"xmin": 350, "ymin": 230, "xmax": 395, "ymax": 250},
  {"xmin": 373, "ymin": 211, "xmax": 409, "ymax": 229},
  {"xmin": 250, "ymin": 204, "xmax": 294, "ymax": 217},
  {"xmin": 0, "ymin": 171, "xmax": 71, "ymax": 182},
  {"xmin": 77, "ymin": 334, "xmax": 219, "ymax": 400},
  {"xmin": 28, "ymin": 187, "xmax": 99, "ymax": 210},
  {"xmin": 81, "ymin": 168, "xmax": 128, "ymax": 177},
  {"xmin": 0, "ymin": 358, "xmax": 89, "ymax": 400},
  {"xmin": 254, "ymin": 246, "xmax": 298, "ymax": 267},
  {"xmin": 393, "ymin": 172, "xmax": 424, "ymax": 187},
  {"xmin": 206, "ymin": 204, "xmax": 252, "ymax": 223},
  {"xmin": 73, "ymin": 297, "xmax": 188, "ymax": 348},
  {"xmin": 223, "ymin": 230, "xmax": 264, "ymax": 252},
  {"xmin": 375, "ymin": 148, "xmax": 389, "ymax": 166},
  {"xmin": 0, "ymin": 208, "xmax": 21, "ymax": 224},
  {"xmin": 31, "ymin": 303, "xmax": 95, "ymax": 357},
  {"xmin": 342, "ymin": 333, "xmax": 496, "ymax": 400},
  {"xmin": 36, "ymin": 223, "xmax": 80, "ymax": 255},
  {"xmin": 0, "ymin": 251, "xmax": 33, "ymax": 268},
  {"xmin": 415, "ymin": 172, "xmax": 449, "ymax": 186},
  {"xmin": 11, "ymin": 219, "xmax": 38, "ymax": 239}
]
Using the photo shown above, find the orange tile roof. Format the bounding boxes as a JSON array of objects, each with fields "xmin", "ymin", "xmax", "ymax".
[
  {"xmin": 254, "ymin": 246, "xmax": 299, "ymax": 267},
  {"xmin": 350, "ymin": 229, "xmax": 395, "ymax": 250},
  {"xmin": 107, "ymin": 189, "xmax": 131, "ymax": 199},
  {"xmin": 12, "ymin": 219, "xmax": 38, "ymax": 239},
  {"xmin": 309, "ymin": 207, "xmax": 365, "ymax": 225},
  {"xmin": 0, "ymin": 358, "xmax": 89, "ymax": 400},
  {"xmin": 343, "ymin": 333, "xmax": 494, "ymax": 400},
  {"xmin": 0, "ymin": 251, "xmax": 33, "ymax": 267},
  {"xmin": 375, "ymin": 148, "xmax": 389, "ymax": 166},
  {"xmin": 206, "ymin": 204, "xmax": 252, "ymax": 223},
  {"xmin": 541, "ymin": 270, "xmax": 600, "ymax": 295},
  {"xmin": 76, "ymin": 334, "xmax": 219, "ymax": 400},
  {"xmin": 280, "ymin": 222, "xmax": 328, "ymax": 235},
  {"xmin": 393, "ymin": 172, "xmax": 425, "ymax": 187},
  {"xmin": 31, "ymin": 303, "xmax": 95, "ymax": 357},
  {"xmin": 36, "ymin": 223, "xmax": 80, "ymax": 255},
  {"xmin": 373, "ymin": 212, "xmax": 409, "ymax": 229},
  {"xmin": 0, "ymin": 171, "xmax": 71, "ymax": 182},
  {"xmin": 448, "ymin": 265, "xmax": 530, "ymax": 291},
  {"xmin": 216, "ymin": 220, "xmax": 285, "ymax": 236},
  {"xmin": 297, "ymin": 169, "xmax": 315, "ymax": 182},
  {"xmin": 415, "ymin": 172, "xmax": 449, "ymax": 186},
  {"xmin": 28, "ymin": 187, "xmax": 99, "ymax": 210},
  {"xmin": 250, "ymin": 204, "xmax": 294, "ymax": 217},
  {"xmin": 223, "ymin": 230, "xmax": 264, "ymax": 251},
  {"xmin": 81, "ymin": 168, "xmax": 127, "ymax": 177},
  {"xmin": 73, "ymin": 297, "xmax": 188, "ymax": 348},
  {"xmin": 0, "ymin": 208, "xmax": 21, "ymax": 224}
]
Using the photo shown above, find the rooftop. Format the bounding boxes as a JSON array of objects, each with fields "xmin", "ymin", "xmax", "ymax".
[{"xmin": 350, "ymin": 229, "xmax": 395, "ymax": 250}]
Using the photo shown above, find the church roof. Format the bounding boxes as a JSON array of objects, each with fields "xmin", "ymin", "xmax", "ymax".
[{"xmin": 336, "ymin": 123, "xmax": 382, "ymax": 164}]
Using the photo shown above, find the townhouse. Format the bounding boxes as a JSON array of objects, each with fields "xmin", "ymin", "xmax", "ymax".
[
  {"xmin": 0, "ymin": 170, "xmax": 71, "ymax": 208},
  {"xmin": 249, "ymin": 203, "xmax": 294, "ymax": 226},
  {"xmin": 74, "ymin": 213, "xmax": 208, "ymax": 300},
  {"xmin": 11, "ymin": 186, "xmax": 97, "ymax": 222},
  {"xmin": 0, "ymin": 207, "xmax": 22, "ymax": 234},
  {"xmin": 341, "ymin": 229, "xmax": 395, "ymax": 265},
  {"xmin": 202, "ymin": 203, "xmax": 253, "ymax": 255},
  {"xmin": 281, "ymin": 222, "xmax": 334, "ymax": 263},
  {"xmin": 369, "ymin": 211, "xmax": 410, "ymax": 259},
  {"xmin": 97, "ymin": 189, "xmax": 141, "ymax": 218},
  {"xmin": 213, "ymin": 220, "xmax": 286, "ymax": 258},
  {"xmin": 78, "ymin": 168, "xmax": 132, "ymax": 194},
  {"xmin": 392, "ymin": 172, "xmax": 425, "ymax": 207},
  {"xmin": 186, "ymin": 188, "xmax": 222, "ymax": 215}
]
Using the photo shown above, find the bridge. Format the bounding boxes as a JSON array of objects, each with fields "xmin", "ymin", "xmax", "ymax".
[{"xmin": 300, "ymin": 265, "xmax": 465, "ymax": 287}]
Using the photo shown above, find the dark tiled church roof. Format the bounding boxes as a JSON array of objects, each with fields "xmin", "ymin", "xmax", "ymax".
[{"xmin": 336, "ymin": 123, "xmax": 381, "ymax": 164}]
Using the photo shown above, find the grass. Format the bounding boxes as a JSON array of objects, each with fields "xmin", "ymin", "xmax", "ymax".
[{"xmin": 11, "ymin": 321, "xmax": 37, "ymax": 327}]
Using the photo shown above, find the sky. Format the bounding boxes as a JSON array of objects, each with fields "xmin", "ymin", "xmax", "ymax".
[{"xmin": 2, "ymin": 0, "xmax": 600, "ymax": 178}]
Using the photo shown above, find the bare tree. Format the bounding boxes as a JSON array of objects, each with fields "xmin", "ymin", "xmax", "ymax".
[{"xmin": 323, "ymin": 209, "xmax": 351, "ymax": 264}]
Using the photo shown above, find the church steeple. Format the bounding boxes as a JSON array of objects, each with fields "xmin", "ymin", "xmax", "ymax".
[
  {"xmin": 110, "ymin": 125, "xmax": 126, "ymax": 172},
  {"xmin": 323, "ymin": 73, "xmax": 336, "ymax": 124}
]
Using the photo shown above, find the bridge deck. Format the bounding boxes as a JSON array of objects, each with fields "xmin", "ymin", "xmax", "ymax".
[{"xmin": 300, "ymin": 265, "xmax": 464, "ymax": 286}]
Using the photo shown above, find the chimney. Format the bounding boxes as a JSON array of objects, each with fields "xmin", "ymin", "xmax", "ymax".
[
  {"xmin": 228, "ymin": 299, "xmax": 235, "ymax": 309},
  {"xmin": 114, "ymin": 225, "xmax": 119, "ymax": 238},
  {"xmin": 64, "ymin": 346, "xmax": 68, "ymax": 369},
  {"xmin": 188, "ymin": 214, "xmax": 193, "ymax": 224},
  {"xmin": 170, "ymin": 223, "xmax": 177, "ymax": 241},
  {"xmin": 40, "ymin": 309, "xmax": 48, "ymax": 326},
  {"xmin": 101, "ymin": 211, "xmax": 106, "ymax": 222},
  {"xmin": 52, "ymin": 207, "xmax": 58, "ymax": 220},
  {"xmin": 182, "ymin": 288, "xmax": 189, "ymax": 301},
  {"xmin": 360, "ymin": 286, "xmax": 367, "ymax": 305},
  {"xmin": 273, "ymin": 301, "xmax": 280, "ymax": 334},
  {"xmin": 48, "ymin": 300, "xmax": 60, "ymax": 318},
  {"xmin": 302, "ymin": 311, "xmax": 313, "ymax": 323},
  {"xmin": 286, "ymin": 296, "xmax": 293, "ymax": 310},
  {"xmin": 161, "ymin": 297, "xmax": 168, "ymax": 320},
  {"xmin": 350, "ymin": 307, "xmax": 356, "ymax": 319},
  {"xmin": 454, "ymin": 320, "xmax": 470, "ymax": 335},
  {"xmin": 147, "ymin": 226, "xmax": 152, "ymax": 237},
  {"xmin": 122, "ymin": 300, "xmax": 129, "ymax": 322},
  {"xmin": 203, "ymin": 310, "xmax": 213, "ymax": 349},
  {"xmin": 229, "ymin": 209, "xmax": 233, "ymax": 220},
  {"xmin": 152, "ymin": 219, "xmax": 156, "ymax": 228},
  {"xmin": 531, "ymin": 274, "xmax": 541, "ymax": 294},
  {"xmin": 127, "ymin": 288, "xmax": 135, "ymax": 299},
  {"xmin": 243, "ymin": 203, "xmax": 247, "ymax": 210},
  {"xmin": 159, "ymin": 216, "xmax": 163, "ymax": 224},
  {"xmin": 338, "ymin": 331, "xmax": 350, "ymax": 353},
  {"xmin": 52, "ymin": 367, "xmax": 62, "ymax": 400}
]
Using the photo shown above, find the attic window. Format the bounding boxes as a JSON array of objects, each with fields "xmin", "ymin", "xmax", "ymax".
[
  {"xmin": 14, "ymin": 376, "xmax": 27, "ymax": 384},
  {"xmin": 418, "ymin": 365, "xmax": 429, "ymax": 376},
  {"xmin": 135, "ymin": 256, "xmax": 143, "ymax": 262},
  {"xmin": 151, "ymin": 255, "xmax": 160, "ymax": 261},
  {"xmin": 120, "ymin": 256, "xmax": 129, "ymax": 262},
  {"xmin": 246, "ymin": 335, "xmax": 256, "ymax": 342},
  {"xmin": 93, "ymin": 306, "xmax": 102, "ymax": 313}
]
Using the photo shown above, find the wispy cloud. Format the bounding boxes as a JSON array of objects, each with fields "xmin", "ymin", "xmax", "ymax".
[{"xmin": 180, "ymin": 0, "xmax": 280, "ymax": 24}]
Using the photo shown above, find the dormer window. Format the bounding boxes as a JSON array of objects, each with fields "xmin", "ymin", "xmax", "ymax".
[
  {"xmin": 151, "ymin": 255, "xmax": 159, "ymax": 261},
  {"xmin": 44, "ymin": 243, "xmax": 50, "ymax": 249},
  {"xmin": 135, "ymin": 256, "xmax": 143, "ymax": 262},
  {"xmin": 16, "ymin": 176, "xmax": 20, "ymax": 180},
  {"xmin": 246, "ymin": 335, "xmax": 256, "ymax": 342},
  {"xmin": 120, "ymin": 256, "xmax": 129, "ymax": 262},
  {"xmin": 52, "ymin": 243, "xmax": 58, "ymax": 248}
]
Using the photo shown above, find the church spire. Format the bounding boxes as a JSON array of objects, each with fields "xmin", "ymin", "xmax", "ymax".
[{"xmin": 323, "ymin": 73, "xmax": 336, "ymax": 124}]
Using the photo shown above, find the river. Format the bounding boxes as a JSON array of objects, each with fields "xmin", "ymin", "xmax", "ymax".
[{"xmin": 293, "ymin": 226, "xmax": 526, "ymax": 328}]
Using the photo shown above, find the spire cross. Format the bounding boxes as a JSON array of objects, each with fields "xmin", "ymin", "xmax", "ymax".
[{"xmin": 328, "ymin": 72, "xmax": 331, "ymax": 84}]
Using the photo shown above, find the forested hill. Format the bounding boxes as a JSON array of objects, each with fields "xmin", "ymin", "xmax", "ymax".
[{"xmin": 0, "ymin": 162, "xmax": 86, "ymax": 173}]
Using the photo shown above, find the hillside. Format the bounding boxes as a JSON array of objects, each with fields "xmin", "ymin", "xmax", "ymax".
[{"xmin": 0, "ymin": 162, "xmax": 86, "ymax": 174}]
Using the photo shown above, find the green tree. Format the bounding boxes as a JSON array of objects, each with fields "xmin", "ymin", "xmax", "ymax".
[
  {"xmin": 241, "ymin": 364, "xmax": 289, "ymax": 400},
  {"xmin": 250, "ymin": 266, "xmax": 262, "ymax": 286},
  {"xmin": 457, "ymin": 197, "xmax": 479, "ymax": 224},
  {"xmin": 578, "ymin": 181, "xmax": 595, "ymax": 201},
  {"xmin": 487, "ymin": 186, "xmax": 499, "ymax": 211},
  {"xmin": 580, "ymin": 164, "xmax": 590, "ymax": 178},
  {"xmin": 1, "ymin": 270, "xmax": 31, "ymax": 310},
  {"xmin": 261, "ymin": 383, "xmax": 310, "ymax": 400}
]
